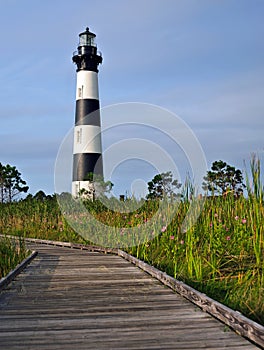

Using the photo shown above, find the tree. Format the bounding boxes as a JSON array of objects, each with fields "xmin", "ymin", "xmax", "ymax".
[
  {"xmin": 203, "ymin": 160, "xmax": 245, "ymax": 196},
  {"xmin": 0, "ymin": 163, "xmax": 29, "ymax": 202},
  {"xmin": 146, "ymin": 171, "xmax": 181, "ymax": 200},
  {"xmin": 0, "ymin": 163, "xmax": 5, "ymax": 203},
  {"xmin": 34, "ymin": 190, "xmax": 47, "ymax": 201}
]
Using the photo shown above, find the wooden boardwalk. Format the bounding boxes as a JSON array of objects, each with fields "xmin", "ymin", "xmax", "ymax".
[{"xmin": 0, "ymin": 243, "xmax": 260, "ymax": 349}]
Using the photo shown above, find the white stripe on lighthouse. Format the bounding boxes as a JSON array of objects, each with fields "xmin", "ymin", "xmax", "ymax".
[
  {"xmin": 72, "ymin": 181, "xmax": 95, "ymax": 198},
  {"xmin": 73, "ymin": 125, "xmax": 102, "ymax": 154},
  {"xmin": 76, "ymin": 71, "xmax": 99, "ymax": 100}
]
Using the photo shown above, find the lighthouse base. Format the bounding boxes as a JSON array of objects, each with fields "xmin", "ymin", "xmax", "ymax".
[{"xmin": 72, "ymin": 181, "xmax": 95, "ymax": 200}]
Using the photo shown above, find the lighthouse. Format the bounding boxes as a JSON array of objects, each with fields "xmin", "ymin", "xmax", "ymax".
[{"xmin": 72, "ymin": 27, "xmax": 103, "ymax": 198}]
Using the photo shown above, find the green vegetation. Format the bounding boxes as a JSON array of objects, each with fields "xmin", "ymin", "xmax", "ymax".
[
  {"xmin": 0, "ymin": 157, "xmax": 263, "ymax": 325},
  {"xmin": 129, "ymin": 194, "xmax": 263, "ymax": 325},
  {"xmin": 0, "ymin": 195, "xmax": 83, "ymax": 243},
  {"xmin": 0, "ymin": 236, "xmax": 29, "ymax": 278}
]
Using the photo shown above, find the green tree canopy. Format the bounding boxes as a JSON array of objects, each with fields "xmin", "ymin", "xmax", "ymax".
[
  {"xmin": 146, "ymin": 171, "xmax": 181, "ymax": 200},
  {"xmin": 203, "ymin": 160, "xmax": 245, "ymax": 196},
  {"xmin": 0, "ymin": 163, "xmax": 29, "ymax": 202}
]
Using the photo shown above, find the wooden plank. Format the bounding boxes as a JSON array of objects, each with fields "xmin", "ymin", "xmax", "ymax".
[
  {"xmin": 0, "ymin": 243, "xmax": 259, "ymax": 349},
  {"xmin": 117, "ymin": 250, "xmax": 264, "ymax": 348},
  {"xmin": 1, "ymin": 236, "xmax": 264, "ymax": 347}
]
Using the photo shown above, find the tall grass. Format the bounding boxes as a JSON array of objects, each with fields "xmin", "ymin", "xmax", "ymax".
[
  {"xmin": 0, "ymin": 156, "xmax": 263, "ymax": 324},
  {"xmin": 0, "ymin": 196, "xmax": 84, "ymax": 243},
  {"xmin": 126, "ymin": 156, "xmax": 264, "ymax": 324},
  {"xmin": 0, "ymin": 236, "xmax": 28, "ymax": 278}
]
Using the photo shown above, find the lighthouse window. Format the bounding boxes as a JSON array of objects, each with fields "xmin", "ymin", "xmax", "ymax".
[
  {"xmin": 77, "ymin": 128, "xmax": 82, "ymax": 144},
  {"xmin": 80, "ymin": 35, "xmax": 95, "ymax": 47},
  {"xmin": 78, "ymin": 86, "xmax": 83, "ymax": 98}
]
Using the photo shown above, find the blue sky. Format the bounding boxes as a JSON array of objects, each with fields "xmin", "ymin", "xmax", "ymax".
[{"xmin": 0, "ymin": 0, "xmax": 263, "ymax": 197}]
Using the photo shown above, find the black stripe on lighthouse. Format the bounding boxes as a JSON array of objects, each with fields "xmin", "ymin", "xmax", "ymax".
[
  {"xmin": 75, "ymin": 99, "xmax": 100, "ymax": 126},
  {"xmin": 71, "ymin": 27, "xmax": 103, "ymax": 198},
  {"xmin": 72, "ymin": 153, "xmax": 103, "ymax": 181}
]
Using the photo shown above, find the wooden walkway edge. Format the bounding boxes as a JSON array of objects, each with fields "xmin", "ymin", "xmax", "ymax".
[
  {"xmin": 0, "ymin": 236, "xmax": 263, "ymax": 349},
  {"xmin": 117, "ymin": 250, "xmax": 264, "ymax": 348},
  {"xmin": 0, "ymin": 250, "xmax": 38, "ymax": 291}
]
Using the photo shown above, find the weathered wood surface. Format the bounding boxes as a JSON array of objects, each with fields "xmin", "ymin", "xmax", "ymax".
[
  {"xmin": 8, "ymin": 235, "xmax": 264, "ymax": 347},
  {"xmin": 0, "ymin": 243, "xmax": 260, "ymax": 349},
  {"xmin": 117, "ymin": 250, "xmax": 264, "ymax": 348}
]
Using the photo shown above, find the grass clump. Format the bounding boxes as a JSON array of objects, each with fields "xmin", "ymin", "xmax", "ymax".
[{"xmin": 0, "ymin": 236, "xmax": 29, "ymax": 278}]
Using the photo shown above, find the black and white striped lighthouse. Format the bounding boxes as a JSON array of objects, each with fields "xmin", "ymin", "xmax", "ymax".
[{"xmin": 72, "ymin": 27, "xmax": 103, "ymax": 198}]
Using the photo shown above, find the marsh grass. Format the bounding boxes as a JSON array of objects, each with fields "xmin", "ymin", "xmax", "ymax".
[
  {"xmin": 0, "ymin": 197, "xmax": 84, "ymax": 243},
  {"xmin": 0, "ymin": 236, "xmax": 28, "ymax": 278},
  {"xmin": 0, "ymin": 156, "xmax": 263, "ymax": 324},
  {"xmin": 127, "ymin": 157, "xmax": 264, "ymax": 324}
]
